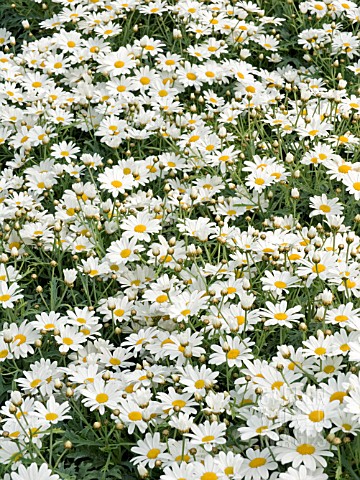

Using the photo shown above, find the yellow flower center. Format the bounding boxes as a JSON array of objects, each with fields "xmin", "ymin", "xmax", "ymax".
[
  {"xmin": 194, "ymin": 379, "xmax": 205, "ymax": 389},
  {"xmin": 338, "ymin": 165, "xmax": 351, "ymax": 173},
  {"xmin": 13, "ymin": 334, "xmax": 26, "ymax": 345},
  {"xmin": 308, "ymin": 410, "xmax": 325, "ymax": 422},
  {"xmin": 271, "ymin": 381, "xmax": 284, "ymax": 390},
  {"xmin": 128, "ymin": 411, "xmax": 142, "ymax": 421},
  {"xmin": 256, "ymin": 426, "xmax": 268, "ymax": 434},
  {"xmin": 224, "ymin": 466, "xmax": 234, "ymax": 476},
  {"xmin": 45, "ymin": 412, "xmax": 59, "ymax": 421},
  {"xmin": 312, "ymin": 264, "xmax": 326, "ymax": 273},
  {"xmin": 296, "ymin": 444, "xmax": 315, "ymax": 455},
  {"xmin": 156, "ymin": 294, "xmax": 168, "ymax": 303},
  {"xmin": 308, "ymin": 129, "xmax": 319, "ymax": 136},
  {"xmin": 111, "ymin": 180, "xmax": 122, "ymax": 188},
  {"xmin": 249, "ymin": 457, "xmax": 266, "ymax": 468},
  {"xmin": 227, "ymin": 349, "xmax": 240, "ymax": 359},
  {"xmin": 330, "ymin": 391, "xmax": 347, "ymax": 403},
  {"xmin": 110, "ymin": 358, "xmax": 121, "ymax": 365},
  {"xmin": 147, "ymin": 448, "xmax": 160, "ymax": 459},
  {"xmin": 201, "ymin": 473, "xmax": 218, "ymax": 480},
  {"xmin": 134, "ymin": 224, "xmax": 147, "ymax": 233},
  {"xmin": 96, "ymin": 393, "xmax": 109, "ymax": 403}
]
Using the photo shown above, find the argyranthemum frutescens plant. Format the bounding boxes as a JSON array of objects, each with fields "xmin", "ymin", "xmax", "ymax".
[{"xmin": 0, "ymin": 0, "xmax": 360, "ymax": 478}]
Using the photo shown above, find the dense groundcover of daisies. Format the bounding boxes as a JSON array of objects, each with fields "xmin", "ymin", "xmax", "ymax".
[{"xmin": 1, "ymin": 0, "xmax": 360, "ymax": 479}]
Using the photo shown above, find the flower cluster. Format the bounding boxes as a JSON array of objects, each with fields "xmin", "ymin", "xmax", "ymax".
[{"xmin": 0, "ymin": 0, "xmax": 360, "ymax": 478}]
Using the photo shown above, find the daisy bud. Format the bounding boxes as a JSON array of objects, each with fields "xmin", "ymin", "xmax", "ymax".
[
  {"xmin": 173, "ymin": 29, "xmax": 182, "ymax": 39},
  {"xmin": 137, "ymin": 465, "xmax": 149, "ymax": 478},
  {"xmin": 10, "ymin": 391, "xmax": 22, "ymax": 406},
  {"xmin": 338, "ymin": 79, "xmax": 347, "ymax": 89},
  {"xmin": 184, "ymin": 346, "xmax": 193, "ymax": 358},
  {"xmin": 299, "ymin": 322, "xmax": 307, "ymax": 331},
  {"xmin": 54, "ymin": 379, "xmax": 62, "ymax": 389},
  {"xmin": 241, "ymin": 293, "xmax": 255, "ymax": 310},
  {"xmin": 64, "ymin": 268, "xmax": 77, "ymax": 286},
  {"xmin": 22, "ymin": 19, "xmax": 30, "ymax": 29},
  {"xmin": 34, "ymin": 339, "xmax": 42, "ymax": 348},
  {"xmin": 255, "ymin": 387, "xmax": 263, "ymax": 395},
  {"xmin": 218, "ymin": 127, "xmax": 227, "ymax": 138},
  {"xmin": 107, "ymin": 298, "xmax": 116, "ymax": 310},
  {"xmin": 293, "ymin": 170, "xmax": 300, "ymax": 178},
  {"xmin": 346, "ymin": 232, "xmax": 355, "ymax": 244},
  {"xmin": 116, "ymin": 422, "xmax": 124, "ymax": 430},
  {"xmin": 3, "ymin": 331, "xmax": 13, "ymax": 343},
  {"xmin": 66, "ymin": 387, "xmax": 74, "ymax": 398},
  {"xmin": 1, "ymin": 254, "xmax": 9, "ymax": 263},
  {"xmin": 168, "ymin": 237, "xmax": 176, "ymax": 247},
  {"xmin": 190, "ymin": 188, "xmax": 198, "ymax": 200},
  {"xmin": 291, "ymin": 188, "xmax": 300, "ymax": 199},
  {"xmin": 321, "ymin": 290, "xmax": 333, "ymax": 306},
  {"xmin": 243, "ymin": 278, "xmax": 251, "ymax": 290},
  {"xmin": 64, "ymin": 441, "xmax": 73, "ymax": 449},
  {"xmin": 93, "ymin": 422, "xmax": 102, "ymax": 429},
  {"xmin": 9, "ymin": 404, "xmax": 17, "ymax": 414},
  {"xmin": 155, "ymin": 460, "xmax": 162, "ymax": 468},
  {"xmin": 222, "ymin": 342, "xmax": 230, "ymax": 352},
  {"xmin": 312, "ymin": 252, "xmax": 321, "ymax": 263},
  {"xmin": 279, "ymin": 345, "xmax": 291, "ymax": 359},
  {"xmin": 212, "ymin": 318, "xmax": 222, "ymax": 329},
  {"xmin": 72, "ymin": 183, "xmax": 84, "ymax": 195}
]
